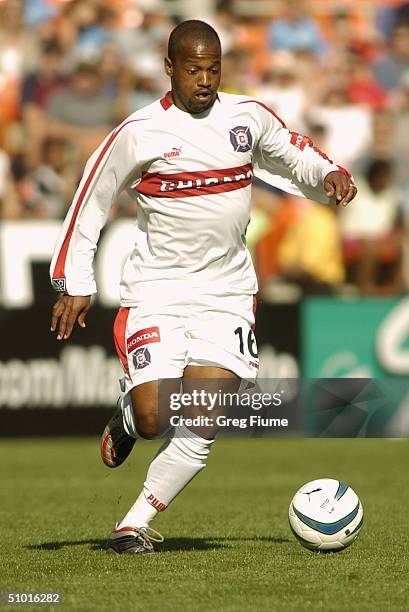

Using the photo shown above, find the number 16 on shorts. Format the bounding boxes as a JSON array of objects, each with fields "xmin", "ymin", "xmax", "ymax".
[{"xmin": 234, "ymin": 325, "xmax": 259, "ymax": 371}]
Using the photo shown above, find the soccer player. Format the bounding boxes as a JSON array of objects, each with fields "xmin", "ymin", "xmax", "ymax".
[{"xmin": 50, "ymin": 20, "xmax": 357, "ymax": 554}]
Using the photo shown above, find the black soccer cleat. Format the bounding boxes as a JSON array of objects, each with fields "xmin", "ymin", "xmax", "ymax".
[
  {"xmin": 101, "ymin": 404, "xmax": 136, "ymax": 468},
  {"xmin": 106, "ymin": 525, "xmax": 164, "ymax": 555}
]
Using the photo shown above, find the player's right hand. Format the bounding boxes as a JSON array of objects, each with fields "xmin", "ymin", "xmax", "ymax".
[{"xmin": 50, "ymin": 295, "xmax": 91, "ymax": 341}]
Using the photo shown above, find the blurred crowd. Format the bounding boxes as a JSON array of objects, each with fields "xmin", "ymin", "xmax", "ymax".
[{"xmin": 1, "ymin": 0, "xmax": 409, "ymax": 298}]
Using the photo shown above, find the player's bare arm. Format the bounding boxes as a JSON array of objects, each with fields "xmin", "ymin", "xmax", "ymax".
[
  {"xmin": 324, "ymin": 170, "xmax": 357, "ymax": 206},
  {"xmin": 50, "ymin": 294, "xmax": 91, "ymax": 340}
]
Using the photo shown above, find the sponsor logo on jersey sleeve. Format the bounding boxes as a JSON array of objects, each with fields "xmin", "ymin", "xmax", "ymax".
[
  {"xmin": 289, "ymin": 132, "xmax": 342, "ymax": 170},
  {"xmin": 229, "ymin": 126, "xmax": 253, "ymax": 153},
  {"xmin": 132, "ymin": 347, "xmax": 151, "ymax": 370},
  {"xmin": 51, "ymin": 277, "xmax": 66, "ymax": 292},
  {"xmin": 290, "ymin": 132, "xmax": 310, "ymax": 151},
  {"xmin": 127, "ymin": 326, "xmax": 160, "ymax": 352}
]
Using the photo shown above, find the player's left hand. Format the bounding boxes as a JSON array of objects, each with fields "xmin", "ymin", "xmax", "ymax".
[{"xmin": 324, "ymin": 171, "xmax": 357, "ymax": 206}]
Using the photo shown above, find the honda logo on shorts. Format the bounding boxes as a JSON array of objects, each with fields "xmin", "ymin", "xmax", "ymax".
[{"xmin": 127, "ymin": 326, "xmax": 161, "ymax": 352}]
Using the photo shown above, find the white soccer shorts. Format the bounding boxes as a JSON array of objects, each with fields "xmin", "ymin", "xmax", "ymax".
[{"xmin": 113, "ymin": 295, "xmax": 259, "ymax": 391}]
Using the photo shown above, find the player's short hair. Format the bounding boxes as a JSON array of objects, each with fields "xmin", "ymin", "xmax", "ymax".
[{"xmin": 168, "ymin": 20, "xmax": 221, "ymax": 62}]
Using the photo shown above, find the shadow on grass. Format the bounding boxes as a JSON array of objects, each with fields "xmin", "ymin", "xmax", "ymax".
[{"xmin": 26, "ymin": 535, "xmax": 290, "ymax": 553}]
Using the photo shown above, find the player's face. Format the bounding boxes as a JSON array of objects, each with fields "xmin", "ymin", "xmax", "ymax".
[{"xmin": 165, "ymin": 42, "xmax": 221, "ymax": 114}]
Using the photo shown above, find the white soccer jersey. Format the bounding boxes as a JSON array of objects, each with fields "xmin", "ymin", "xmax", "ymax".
[{"xmin": 50, "ymin": 92, "xmax": 347, "ymax": 307}]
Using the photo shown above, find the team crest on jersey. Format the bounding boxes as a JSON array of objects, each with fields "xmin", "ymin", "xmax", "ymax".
[
  {"xmin": 229, "ymin": 126, "xmax": 252, "ymax": 153},
  {"xmin": 132, "ymin": 347, "xmax": 151, "ymax": 370}
]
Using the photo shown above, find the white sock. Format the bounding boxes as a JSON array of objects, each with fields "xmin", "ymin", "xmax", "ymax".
[
  {"xmin": 121, "ymin": 392, "xmax": 138, "ymax": 438},
  {"xmin": 116, "ymin": 490, "xmax": 158, "ymax": 529},
  {"xmin": 117, "ymin": 424, "xmax": 214, "ymax": 529}
]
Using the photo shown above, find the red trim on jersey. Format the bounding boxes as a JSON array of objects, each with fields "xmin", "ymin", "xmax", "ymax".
[
  {"xmin": 290, "ymin": 131, "xmax": 351, "ymax": 175},
  {"xmin": 51, "ymin": 119, "xmax": 146, "ymax": 283},
  {"xmin": 238, "ymin": 100, "xmax": 287, "ymax": 128},
  {"xmin": 113, "ymin": 307, "xmax": 130, "ymax": 374},
  {"xmin": 160, "ymin": 91, "xmax": 173, "ymax": 110},
  {"xmin": 311, "ymin": 143, "xmax": 334, "ymax": 164},
  {"xmin": 135, "ymin": 163, "xmax": 253, "ymax": 198}
]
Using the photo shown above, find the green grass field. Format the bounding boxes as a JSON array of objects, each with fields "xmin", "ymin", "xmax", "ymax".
[{"xmin": 1, "ymin": 437, "xmax": 409, "ymax": 611}]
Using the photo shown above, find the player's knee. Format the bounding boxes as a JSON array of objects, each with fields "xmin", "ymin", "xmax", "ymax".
[
  {"xmin": 130, "ymin": 384, "xmax": 162, "ymax": 439},
  {"xmin": 135, "ymin": 412, "xmax": 161, "ymax": 440}
]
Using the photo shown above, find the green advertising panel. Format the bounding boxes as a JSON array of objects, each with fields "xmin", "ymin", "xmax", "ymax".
[
  {"xmin": 302, "ymin": 298, "xmax": 409, "ymax": 436},
  {"xmin": 302, "ymin": 297, "xmax": 409, "ymax": 378}
]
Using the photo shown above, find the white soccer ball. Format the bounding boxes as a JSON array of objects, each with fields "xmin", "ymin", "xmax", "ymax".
[{"xmin": 288, "ymin": 478, "xmax": 364, "ymax": 552}]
